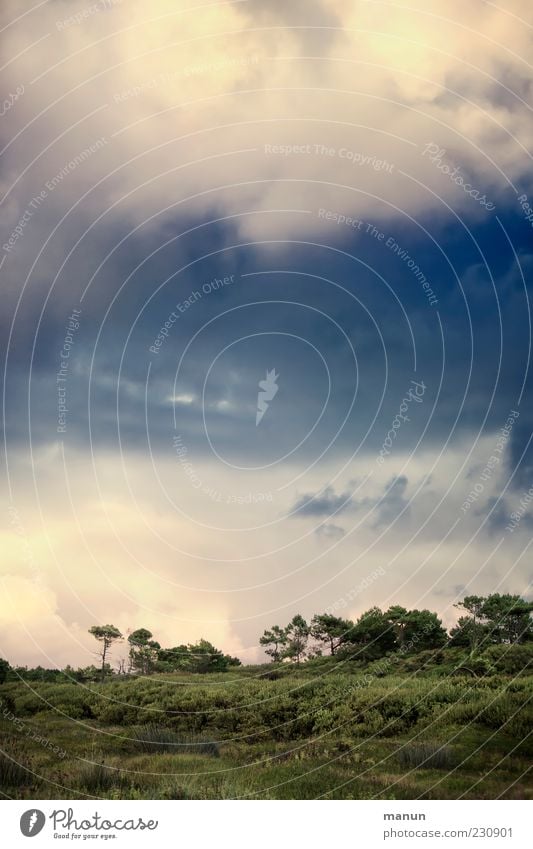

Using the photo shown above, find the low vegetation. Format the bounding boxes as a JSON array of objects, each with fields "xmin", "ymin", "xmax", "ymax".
[
  {"xmin": 0, "ymin": 593, "xmax": 530, "ymax": 799},
  {"xmin": 133, "ymin": 725, "xmax": 219, "ymax": 757}
]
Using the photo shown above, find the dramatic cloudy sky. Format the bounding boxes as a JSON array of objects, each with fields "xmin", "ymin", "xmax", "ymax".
[{"xmin": 1, "ymin": 0, "xmax": 532, "ymax": 667}]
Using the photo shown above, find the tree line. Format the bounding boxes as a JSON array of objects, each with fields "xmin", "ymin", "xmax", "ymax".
[
  {"xmin": 0, "ymin": 630, "xmax": 242, "ymax": 684},
  {"xmin": 84, "ymin": 626, "xmax": 242, "ymax": 680},
  {"xmin": 260, "ymin": 593, "xmax": 533, "ymax": 664},
  {"xmin": 1, "ymin": 593, "xmax": 530, "ymax": 683}
]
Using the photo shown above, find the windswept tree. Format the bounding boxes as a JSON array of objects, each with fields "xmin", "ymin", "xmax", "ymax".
[
  {"xmin": 0, "ymin": 657, "xmax": 10, "ymax": 685},
  {"xmin": 449, "ymin": 616, "xmax": 485, "ymax": 650},
  {"xmin": 385, "ymin": 606, "xmax": 410, "ymax": 647},
  {"xmin": 310, "ymin": 614, "xmax": 354, "ymax": 655},
  {"xmin": 157, "ymin": 640, "xmax": 240, "ymax": 673},
  {"xmin": 187, "ymin": 639, "xmax": 237, "ymax": 673},
  {"xmin": 342, "ymin": 607, "xmax": 396, "ymax": 660},
  {"xmin": 401, "ymin": 609, "xmax": 447, "ymax": 651},
  {"xmin": 453, "ymin": 594, "xmax": 532, "ymax": 655},
  {"xmin": 127, "ymin": 628, "xmax": 161, "ymax": 675},
  {"xmin": 260, "ymin": 625, "xmax": 288, "ymax": 662},
  {"xmin": 283, "ymin": 615, "xmax": 309, "ymax": 665},
  {"xmin": 453, "ymin": 596, "xmax": 486, "ymax": 656},
  {"xmin": 88, "ymin": 624, "xmax": 123, "ymax": 680},
  {"xmin": 157, "ymin": 644, "xmax": 190, "ymax": 671},
  {"xmin": 481, "ymin": 594, "xmax": 533, "ymax": 644}
]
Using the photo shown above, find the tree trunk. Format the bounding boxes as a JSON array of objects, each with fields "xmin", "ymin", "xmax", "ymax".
[{"xmin": 101, "ymin": 640, "xmax": 108, "ymax": 681}]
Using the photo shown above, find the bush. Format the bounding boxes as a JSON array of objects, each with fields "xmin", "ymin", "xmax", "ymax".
[
  {"xmin": 396, "ymin": 742, "xmax": 454, "ymax": 770},
  {"xmin": 133, "ymin": 725, "xmax": 220, "ymax": 757},
  {"xmin": 483, "ymin": 644, "xmax": 533, "ymax": 675},
  {"xmin": 258, "ymin": 669, "xmax": 283, "ymax": 681},
  {"xmin": 13, "ymin": 692, "xmax": 45, "ymax": 716},
  {"xmin": 477, "ymin": 695, "xmax": 532, "ymax": 737},
  {"xmin": 0, "ymin": 658, "xmax": 10, "ymax": 685},
  {"xmin": 0, "ymin": 692, "xmax": 15, "ymax": 713},
  {"xmin": 451, "ymin": 658, "xmax": 488, "ymax": 677},
  {"xmin": 91, "ymin": 702, "xmax": 141, "ymax": 725}
]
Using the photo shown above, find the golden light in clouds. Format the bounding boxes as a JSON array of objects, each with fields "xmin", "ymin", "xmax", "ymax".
[
  {"xmin": 0, "ymin": 0, "xmax": 531, "ymax": 668},
  {"xmin": 2, "ymin": 437, "xmax": 528, "ymax": 666}
]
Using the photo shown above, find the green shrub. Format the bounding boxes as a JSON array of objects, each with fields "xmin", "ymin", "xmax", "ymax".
[
  {"xmin": 358, "ymin": 708, "xmax": 386, "ymax": 735},
  {"xmin": 15, "ymin": 685, "xmax": 94, "ymax": 720},
  {"xmin": 451, "ymin": 658, "xmax": 489, "ymax": 677},
  {"xmin": 14, "ymin": 692, "xmax": 45, "ymax": 716},
  {"xmin": 483, "ymin": 644, "xmax": 533, "ymax": 675},
  {"xmin": 0, "ymin": 692, "xmax": 15, "ymax": 713},
  {"xmin": 477, "ymin": 695, "xmax": 532, "ymax": 737},
  {"xmin": 258, "ymin": 669, "xmax": 283, "ymax": 681}
]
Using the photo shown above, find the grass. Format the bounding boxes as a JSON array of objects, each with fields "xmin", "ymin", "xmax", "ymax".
[
  {"xmin": 78, "ymin": 762, "xmax": 125, "ymax": 794},
  {"xmin": 0, "ymin": 752, "xmax": 35, "ymax": 789},
  {"xmin": 395, "ymin": 741, "xmax": 455, "ymax": 770},
  {"xmin": 133, "ymin": 724, "xmax": 220, "ymax": 757}
]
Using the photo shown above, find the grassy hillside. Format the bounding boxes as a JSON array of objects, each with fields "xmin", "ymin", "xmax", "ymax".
[{"xmin": 1, "ymin": 646, "xmax": 532, "ymax": 800}]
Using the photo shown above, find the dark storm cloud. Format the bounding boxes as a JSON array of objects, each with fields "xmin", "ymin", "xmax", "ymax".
[
  {"xmin": 373, "ymin": 475, "xmax": 410, "ymax": 527},
  {"xmin": 3, "ymin": 206, "xmax": 531, "ymax": 491},
  {"xmin": 290, "ymin": 475, "xmax": 410, "ymax": 531},
  {"xmin": 292, "ymin": 485, "xmax": 353, "ymax": 517},
  {"xmin": 508, "ymin": 419, "xmax": 533, "ymax": 493}
]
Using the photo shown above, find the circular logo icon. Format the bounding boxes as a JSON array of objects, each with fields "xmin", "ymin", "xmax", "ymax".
[{"xmin": 20, "ymin": 810, "xmax": 46, "ymax": 837}]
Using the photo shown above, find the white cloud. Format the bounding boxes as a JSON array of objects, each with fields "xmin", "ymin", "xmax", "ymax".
[
  {"xmin": 1, "ymin": 433, "xmax": 529, "ymax": 664},
  {"xmin": 1, "ymin": 0, "xmax": 531, "ymax": 262}
]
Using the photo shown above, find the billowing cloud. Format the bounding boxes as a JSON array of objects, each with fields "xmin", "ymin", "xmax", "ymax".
[
  {"xmin": 1, "ymin": 0, "xmax": 532, "ymax": 263},
  {"xmin": 1, "ymin": 1, "xmax": 532, "ymax": 665}
]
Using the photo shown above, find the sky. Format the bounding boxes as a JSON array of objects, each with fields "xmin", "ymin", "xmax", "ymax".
[{"xmin": 1, "ymin": 0, "xmax": 532, "ymax": 668}]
